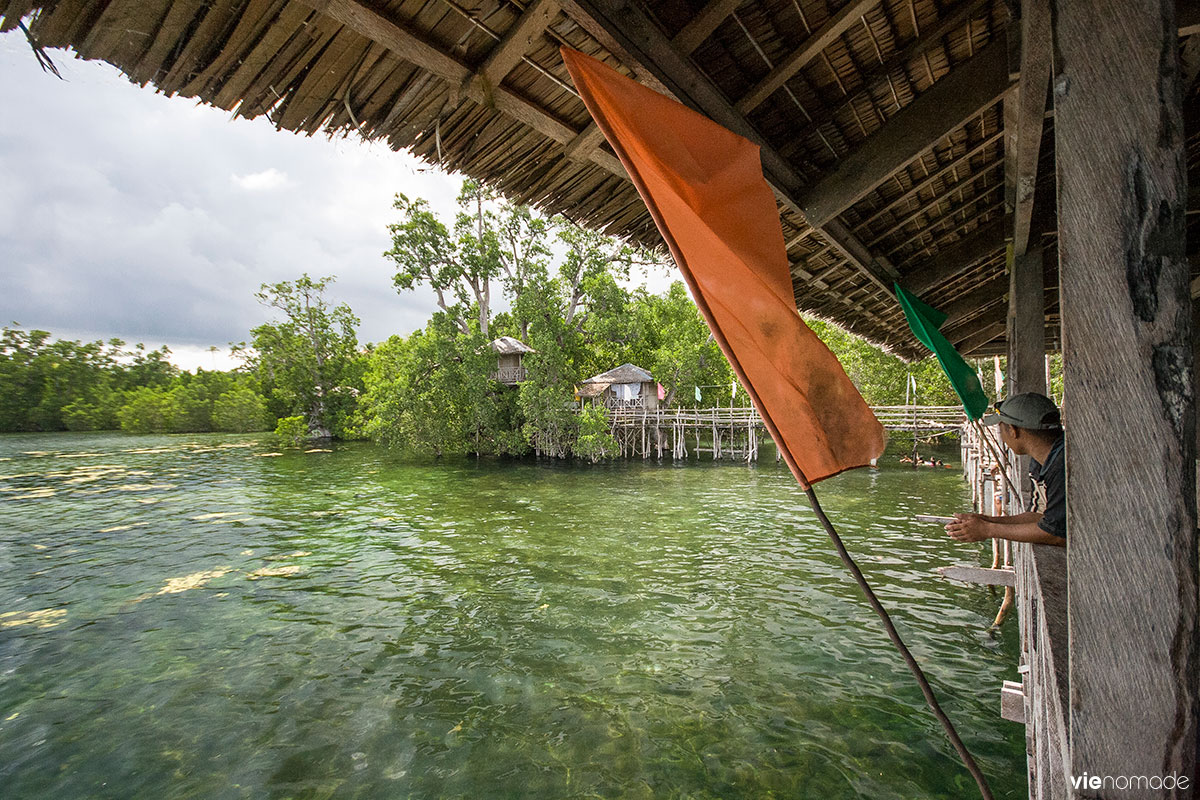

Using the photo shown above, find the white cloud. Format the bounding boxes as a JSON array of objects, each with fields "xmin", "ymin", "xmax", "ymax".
[
  {"xmin": 0, "ymin": 32, "xmax": 462, "ymax": 363},
  {"xmin": 231, "ymin": 168, "xmax": 289, "ymax": 191}
]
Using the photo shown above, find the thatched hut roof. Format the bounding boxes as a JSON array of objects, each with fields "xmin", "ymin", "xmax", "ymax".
[
  {"xmin": 4, "ymin": 1, "xmax": 1196, "ymax": 359},
  {"xmin": 583, "ymin": 363, "xmax": 652, "ymax": 385},
  {"xmin": 490, "ymin": 336, "xmax": 536, "ymax": 355}
]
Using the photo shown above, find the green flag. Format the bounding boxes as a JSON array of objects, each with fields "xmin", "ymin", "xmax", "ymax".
[
  {"xmin": 695, "ymin": 385, "xmax": 702, "ymax": 403},
  {"xmin": 894, "ymin": 284, "xmax": 990, "ymax": 421}
]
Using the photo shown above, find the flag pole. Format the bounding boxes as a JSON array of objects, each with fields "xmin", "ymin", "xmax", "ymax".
[{"xmin": 802, "ymin": 485, "xmax": 996, "ymax": 800}]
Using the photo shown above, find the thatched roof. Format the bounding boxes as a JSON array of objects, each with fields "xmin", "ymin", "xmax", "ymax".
[
  {"xmin": 3, "ymin": 0, "xmax": 1197, "ymax": 359},
  {"xmin": 490, "ymin": 335, "xmax": 536, "ymax": 354},
  {"xmin": 583, "ymin": 363, "xmax": 652, "ymax": 385}
]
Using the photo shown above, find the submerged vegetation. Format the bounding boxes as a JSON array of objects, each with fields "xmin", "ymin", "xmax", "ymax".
[{"xmin": 1, "ymin": 181, "xmax": 982, "ymax": 452}]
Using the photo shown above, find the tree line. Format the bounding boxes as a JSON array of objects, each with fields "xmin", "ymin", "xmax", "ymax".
[{"xmin": 1, "ymin": 180, "xmax": 970, "ymax": 453}]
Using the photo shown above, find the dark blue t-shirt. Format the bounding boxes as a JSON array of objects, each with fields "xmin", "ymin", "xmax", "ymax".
[{"xmin": 1030, "ymin": 435, "xmax": 1066, "ymax": 538}]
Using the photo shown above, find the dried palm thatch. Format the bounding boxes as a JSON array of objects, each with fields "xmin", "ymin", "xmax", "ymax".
[{"xmin": 1, "ymin": 0, "xmax": 1195, "ymax": 359}]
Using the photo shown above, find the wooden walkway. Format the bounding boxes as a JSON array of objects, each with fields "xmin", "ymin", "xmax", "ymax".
[{"xmin": 600, "ymin": 404, "xmax": 967, "ymax": 461}]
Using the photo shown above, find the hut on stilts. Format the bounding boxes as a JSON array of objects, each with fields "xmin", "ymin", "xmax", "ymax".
[
  {"xmin": 6, "ymin": 0, "xmax": 1197, "ymax": 794},
  {"xmin": 489, "ymin": 336, "xmax": 535, "ymax": 385}
]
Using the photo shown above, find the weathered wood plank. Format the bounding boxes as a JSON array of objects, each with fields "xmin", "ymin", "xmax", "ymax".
[
  {"xmin": 0, "ymin": 1, "xmax": 38, "ymax": 33},
  {"xmin": 800, "ymin": 38, "xmax": 1013, "ymax": 227},
  {"xmin": 1001, "ymin": 679, "xmax": 1026, "ymax": 723},
  {"xmin": 212, "ymin": 2, "xmax": 315, "ymax": 110},
  {"xmin": 734, "ymin": 0, "xmax": 880, "ymax": 114},
  {"xmin": 562, "ymin": 121, "xmax": 605, "ymax": 161},
  {"xmin": 956, "ymin": 320, "xmax": 1007, "ymax": 354},
  {"xmin": 129, "ymin": 0, "xmax": 209, "ymax": 86},
  {"xmin": 936, "ymin": 564, "xmax": 1017, "ymax": 587},
  {"xmin": 1053, "ymin": 0, "xmax": 1198, "ymax": 793}
]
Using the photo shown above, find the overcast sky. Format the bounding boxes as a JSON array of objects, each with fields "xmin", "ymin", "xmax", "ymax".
[{"xmin": 0, "ymin": 32, "xmax": 474, "ymax": 371}]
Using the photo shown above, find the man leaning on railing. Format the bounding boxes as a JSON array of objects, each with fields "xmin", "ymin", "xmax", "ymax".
[{"xmin": 945, "ymin": 393, "xmax": 1066, "ymax": 548}]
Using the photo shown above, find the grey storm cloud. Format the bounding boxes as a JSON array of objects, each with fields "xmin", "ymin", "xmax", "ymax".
[{"xmin": 0, "ymin": 32, "xmax": 465, "ymax": 361}]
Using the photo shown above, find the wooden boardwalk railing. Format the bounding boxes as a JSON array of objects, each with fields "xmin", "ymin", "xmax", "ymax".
[{"xmin": 597, "ymin": 404, "xmax": 968, "ymax": 461}]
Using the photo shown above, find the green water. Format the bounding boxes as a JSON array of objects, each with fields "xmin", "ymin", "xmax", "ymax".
[{"xmin": 0, "ymin": 433, "xmax": 1024, "ymax": 799}]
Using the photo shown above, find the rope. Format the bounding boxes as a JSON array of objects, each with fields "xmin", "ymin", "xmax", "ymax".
[{"xmin": 802, "ymin": 485, "xmax": 995, "ymax": 800}]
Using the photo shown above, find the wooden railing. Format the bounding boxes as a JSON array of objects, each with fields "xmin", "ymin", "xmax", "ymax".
[
  {"xmin": 604, "ymin": 404, "xmax": 966, "ymax": 431},
  {"xmin": 1015, "ymin": 543, "xmax": 1070, "ymax": 799},
  {"xmin": 958, "ymin": 422, "xmax": 1070, "ymax": 799},
  {"xmin": 493, "ymin": 366, "xmax": 526, "ymax": 384}
]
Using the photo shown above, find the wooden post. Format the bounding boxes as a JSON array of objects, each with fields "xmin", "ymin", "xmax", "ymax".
[
  {"xmin": 1052, "ymin": 0, "xmax": 1197, "ymax": 794},
  {"xmin": 1008, "ymin": 245, "xmax": 1047, "ymax": 397},
  {"xmin": 1008, "ymin": 244, "xmax": 1048, "ymax": 504}
]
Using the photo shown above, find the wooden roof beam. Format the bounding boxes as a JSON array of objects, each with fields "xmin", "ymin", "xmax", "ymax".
[
  {"xmin": 800, "ymin": 38, "xmax": 1014, "ymax": 227},
  {"xmin": 671, "ymin": 0, "xmax": 744, "ymax": 54},
  {"xmin": 945, "ymin": 289, "xmax": 1058, "ymax": 347},
  {"xmin": 296, "ymin": 0, "xmax": 625, "ymax": 177},
  {"xmin": 734, "ymin": 0, "xmax": 880, "ymax": 114},
  {"xmin": 898, "ymin": 217, "xmax": 1008, "ymax": 295},
  {"xmin": 940, "ymin": 273, "xmax": 1009, "ymax": 329},
  {"xmin": 1009, "ymin": 0, "xmax": 1052, "ymax": 257},
  {"xmin": 475, "ymin": 0, "xmax": 559, "ymax": 88},
  {"xmin": 1180, "ymin": 0, "xmax": 1200, "ymax": 37},
  {"xmin": 567, "ymin": 0, "xmax": 743, "ymax": 165},
  {"xmin": 560, "ymin": 0, "xmax": 900, "ymax": 294},
  {"xmin": 956, "ymin": 322, "xmax": 1006, "ymax": 355}
]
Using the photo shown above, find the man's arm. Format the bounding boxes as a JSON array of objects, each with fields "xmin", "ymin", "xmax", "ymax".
[
  {"xmin": 945, "ymin": 512, "xmax": 1065, "ymax": 547},
  {"xmin": 972, "ymin": 511, "xmax": 1043, "ymax": 525}
]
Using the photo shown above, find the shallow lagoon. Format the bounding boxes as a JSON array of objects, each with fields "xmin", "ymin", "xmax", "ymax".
[{"xmin": 0, "ymin": 432, "xmax": 1024, "ymax": 798}]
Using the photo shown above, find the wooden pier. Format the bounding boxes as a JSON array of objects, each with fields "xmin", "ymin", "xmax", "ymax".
[{"xmin": 600, "ymin": 404, "xmax": 967, "ymax": 461}]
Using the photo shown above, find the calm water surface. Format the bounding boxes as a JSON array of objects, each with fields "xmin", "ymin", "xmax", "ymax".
[{"xmin": 0, "ymin": 433, "xmax": 1024, "ymax": 799}]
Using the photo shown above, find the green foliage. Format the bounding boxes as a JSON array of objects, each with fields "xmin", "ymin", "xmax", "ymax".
[
  {"xmin": 243, "ymin": 274, "xmax": 363, "ymax": 439},
  {"xmin": 0, "ymin": 325, "xmax": 276, "ymax": 435},
  {"xmin": 0, "ymin": 327, "xmax": 178, "ymax": 432},
  {"xmin": 386, "ymin": 181, "xmax": 511, "ymax": 338},
  {"xmin": 213, "ymin": 388, "xmax": 270, "ymax": 433},
  {"xmin": 118, "ymin": 386, "xmax": 179, "ymax": 434},
  {"xmin": 574, "ymin": 405, "xmax": 617, "ymax": 463},
  {"xmin": 803, "ymin": 316, "xmax": 967, "ymax": 407},
  {"xmin": 627, "ymin": 282, "xmax": 733, "ymax": 407},
  {"xmin": 273, "ymin": 416, "xmax": 309, "ymax": 449},
  {"xmin": 357, "ymin": 317, "xmax": 524, "ymax": 456}
]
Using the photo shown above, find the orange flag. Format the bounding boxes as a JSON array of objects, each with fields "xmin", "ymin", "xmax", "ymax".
[{"xmin": 562, "ymin": 48, "xmax": 885, "ymax": 486}]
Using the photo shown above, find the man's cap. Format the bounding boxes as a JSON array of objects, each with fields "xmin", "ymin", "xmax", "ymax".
[{"xmin": 982, "ymin": 392, "xmax": 1062, "ymax": 430}]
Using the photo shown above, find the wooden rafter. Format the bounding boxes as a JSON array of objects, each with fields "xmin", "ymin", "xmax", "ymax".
[
  {"xmin": 898, "ymin": 217, "xmax": 1007, "ymax": 295},
  {"xmin": 295, "ymin": 0, "xmax": 626, "ymax": 178},
  {"xmin": 565, "ymin": 0, "xmax": 751, "ymax": 165},
  {"xmin": 474, "ymin": 0, "xmax": 559, "ymax": 88},
  {"xmin": 800, "ymin": 38, "xmax": 1013, "ymax": 227},
  {"xmin": 734, "ymin": 0, "xmax": 880, "ymax": 114},
  {"xmin": 671, "ymin": 0, "xmax": 743, "ymax": 54},
  {"xmin": 941, "ymin": 273, "xmax": 1008, "ymax": 328},
  {"xmin": 560, "ymin": 0, "xmax": 900, "ymax": 294}
]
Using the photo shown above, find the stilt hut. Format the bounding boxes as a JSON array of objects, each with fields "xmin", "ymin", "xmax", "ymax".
[
  {"xmin": 8, "ymin": 0, "xmax": 1197, "ymax": 794},
  {"xmin": 579, "ymin": 364, "xmax": 658, "ymax": 410},
  {"xmin": 489, "ymin": 336, "xmax": 535, "ymax": 385}
]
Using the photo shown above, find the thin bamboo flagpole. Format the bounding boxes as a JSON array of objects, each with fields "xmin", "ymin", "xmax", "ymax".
[{"xmin": 803, "ymin": 485, "xmax": 996, "ymax": 800}]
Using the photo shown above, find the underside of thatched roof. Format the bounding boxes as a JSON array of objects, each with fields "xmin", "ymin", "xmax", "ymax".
[{"xmin": 3, "ymin": 0, "xmax": 1197, "ymax": 360}]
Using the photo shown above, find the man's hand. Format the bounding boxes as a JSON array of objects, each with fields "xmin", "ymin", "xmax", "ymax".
[{"xmin": 945, "ymin": 513, "xmax": 992, "ymax": 543}]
